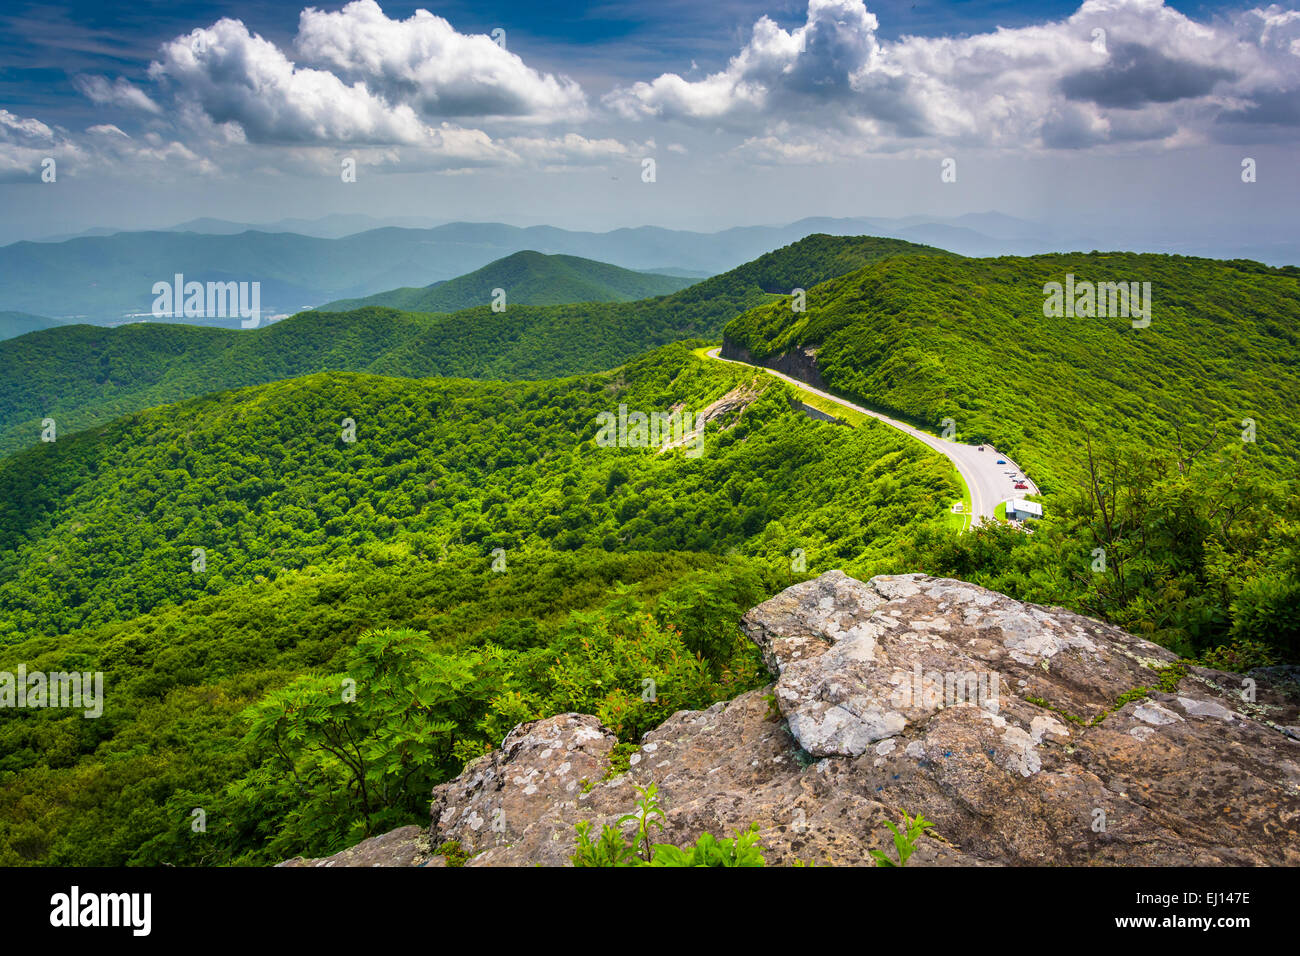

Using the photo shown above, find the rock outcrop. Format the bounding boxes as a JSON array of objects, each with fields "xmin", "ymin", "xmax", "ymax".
[
  {"xmin": 719, "ymin": 340, "xmax": 825, "ymax": 387},
  {"xmin": 285, "ymin": 572, "xmax": 1300, "ymax": 867},
  {"xmin": 280, "ymin": 825, "xmax": 437, "ymax": 867}
]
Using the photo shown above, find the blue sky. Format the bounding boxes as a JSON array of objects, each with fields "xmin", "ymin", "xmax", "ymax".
[{"xmin": 0, "ymin": 0, "xmax": 1296, "ymax": 248}]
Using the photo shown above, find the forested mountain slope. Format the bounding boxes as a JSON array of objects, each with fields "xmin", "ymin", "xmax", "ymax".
[
  {"xmin": 724, "ymin": 251, "xmax": 1300, "ymax": 661},
  {"xmin": 0, "ymin": 234, "xmax": 950, "ymax": 457},
  {"xmin": 0, "ymin": 341, "xmax": 959, "ymax": 641},
  {"xmin": 2, "ymin": 245, "xmax": 1297, "ymax": 870},
  {"xmin": 0, "ymin": 341, "xmax": 961, "ymax": 865},
  {"xmin": 725, "ymin": 252, "xmax": 1300, "ymax": 491},
  {"xmin": 319, "ymin": 251, "xmax": 695, "ymax": 312}
]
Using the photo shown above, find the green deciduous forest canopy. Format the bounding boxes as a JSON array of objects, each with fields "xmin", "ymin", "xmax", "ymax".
[
  {"xmin": 724, "ymin": 251, "xmax": 1300, "ymax": 491},
  {"xmin": 0, "ymin": 343, "xmax": 959, "ymax": 641},
  {"xmin": 0, "ymin": 340, "xmax": 959, "ymax": 865},
  {"xmin": 0, "ymin": 236, "xmax": 1295, "ymax": 868},
  {"xmin": 723, "ymin": 249, "xmax": 1300, "ymax": 664}
]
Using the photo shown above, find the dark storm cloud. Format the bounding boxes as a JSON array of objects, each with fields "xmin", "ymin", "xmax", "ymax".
[{"xmin": 1059, "ymin": 42, "xmax": 1235, "ymax": 109}]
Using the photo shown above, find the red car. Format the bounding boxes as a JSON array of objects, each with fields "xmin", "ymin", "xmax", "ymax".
[{"xmin": 1014, "ymin": 481, "xmax": 1028, "ymax": 490}]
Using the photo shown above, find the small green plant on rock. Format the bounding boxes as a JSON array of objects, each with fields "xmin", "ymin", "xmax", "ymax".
[
  {"xmin": 761, "ymin": 692, "xmax": 782, "ymax": 721},
  {"xmin": 870, "ymin": 810, "xmax": 935, "ymax": 867},
  {"xmin": 649, "ymin": 824, "xmax": 766, "ymax": 867},
  {"xmin": 601, "ymin": 742, "xmax": 640, "ymax": 780},
  {"xmin": 625, "ymin": 780, "xmax": 668, "ymax": 860},
  {"xmin": 1153, "ymin": 660, "xmax": 1190, "ymax": 693},
  {"xmin": 572, "ymin": 819, "xmax": 640, "ymax": 867},
  {"xmin": 570, "ymin": 782, "xmax": 766, "ymax": 867},
  {"xmin": 436, "ymin": 839, "xmax": 469, "ymax": 867}
]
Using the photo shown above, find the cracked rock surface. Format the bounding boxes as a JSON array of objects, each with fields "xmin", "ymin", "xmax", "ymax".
[{"xmin": 286, "ymin": 572, "xmax": 1300, "ymax": 867}]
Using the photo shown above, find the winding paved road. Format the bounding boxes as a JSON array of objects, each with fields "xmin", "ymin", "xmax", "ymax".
[{"xmin": 705, "ymin": 348, "xmax": 1039, "ymax": 525}]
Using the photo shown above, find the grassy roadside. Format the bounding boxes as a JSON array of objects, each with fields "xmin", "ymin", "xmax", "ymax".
[{"xmin": 693, "ymin": 345, "xmax": 974, "ymax": 531}]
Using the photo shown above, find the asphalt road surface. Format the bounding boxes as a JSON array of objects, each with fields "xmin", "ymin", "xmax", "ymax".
[{"xmin": 705, "ymin": 348, "xmax": 1039, "ymax": 524}]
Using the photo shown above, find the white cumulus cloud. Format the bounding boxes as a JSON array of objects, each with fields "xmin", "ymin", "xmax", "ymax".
[
  {"xmin": 148, "ymin": 17, "xmax": 433, "ymax": 146},
  {"xmin": 140, "ymin": 1, "xmax": 587, "ymax": 150},
  {"xmin": 294, "ymin": 0, "xmax": 586, "ymax": 122},
  {"xmin": 606, "ymin": 0, "xmax": 1300, "ymax": 156},
  {"xmin": 72, "ymin": 75, "xmax": 162, "ymax": 114}
]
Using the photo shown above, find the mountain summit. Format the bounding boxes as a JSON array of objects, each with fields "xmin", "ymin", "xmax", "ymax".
[{"xmin": 318, "ymin": 251, "xmax": 697, "ymax": 313}]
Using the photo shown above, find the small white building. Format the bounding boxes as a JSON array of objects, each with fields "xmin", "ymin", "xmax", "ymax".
[{"xmin": 1006, "ymin": 499, "xmax": 1043, "ymax": 521}]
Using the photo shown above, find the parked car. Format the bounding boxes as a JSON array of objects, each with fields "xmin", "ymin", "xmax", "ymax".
[
  {"xmin": 996, "ymin": 459, "xmax": 1006, "ymax": 464},
  {"xmin": 1014, "ymin": 481, "xmax": 1028, "ymax": 490},
  {"xmin": 978, "ymin": 445, "xmax": 985, "ymax": 451}
]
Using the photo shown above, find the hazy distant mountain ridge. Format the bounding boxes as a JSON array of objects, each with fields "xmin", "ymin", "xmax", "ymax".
[
  {"xmin": 0, "ymin": 311, "xmax": 65, "ymax": 342},
  {"xmin": 0, "ymin": 234, "xmax": 944, "ymax": 456},
  {"xmin": 319, "ymin": 251, "xmax": 696, "ymax": 312},
  {"xmin": 4, "ymin": 214, "xmax": 1295, "ymax": 325}
]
